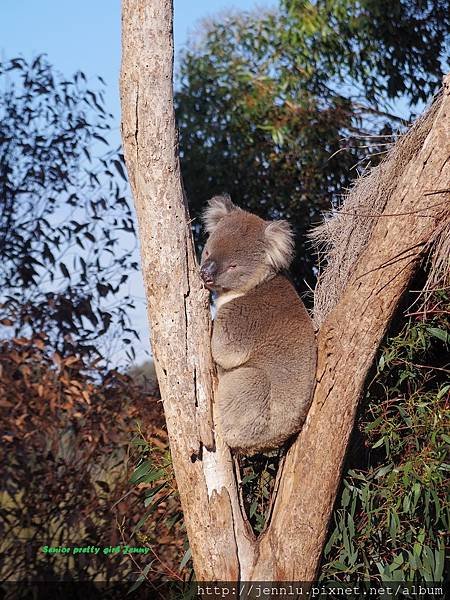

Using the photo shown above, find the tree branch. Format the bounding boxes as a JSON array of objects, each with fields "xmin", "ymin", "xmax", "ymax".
[
  {"xmin": 253, "ymin": 75, "xmax": 450, "ymax": 580},
  {"xmin": 121, "ymin": 0, "xmax": 450, "ymax": 582}
]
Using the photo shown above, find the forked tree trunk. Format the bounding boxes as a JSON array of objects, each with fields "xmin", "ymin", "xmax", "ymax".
[{"xmin": 120, "ymin": 0, "xmax": 450, "ymax": 582}]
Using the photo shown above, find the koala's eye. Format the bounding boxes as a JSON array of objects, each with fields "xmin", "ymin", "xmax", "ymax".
[
  {"xmin": 227, "ymin": 264, "xmax": 237, "ymax": 271},
  {"xmin": 204, "ymin": 249, "xmax": 209, "ymax": 257}
]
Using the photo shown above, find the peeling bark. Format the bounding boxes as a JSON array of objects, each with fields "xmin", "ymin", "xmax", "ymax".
[
  {"xmin": 121, "ymin": 0, "xmax": 450, "ymax": 583},
  {"xmin": 120, "ymin": 0, "xmax": 254, "ymax": 580}
]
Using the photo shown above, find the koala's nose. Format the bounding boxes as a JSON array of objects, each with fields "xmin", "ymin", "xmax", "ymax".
[{"xmin": 200, "ymin": 259, "xmax": 217, "ymax": 283}]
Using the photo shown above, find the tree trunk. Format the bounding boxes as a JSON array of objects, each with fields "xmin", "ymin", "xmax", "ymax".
[
  {"xmin": 120, "ymin": 0, "xmax": 254, "ymax": 580},
  {"xmin": 120, "ymin": 0, "xmax": 450, "ymax": 582}
]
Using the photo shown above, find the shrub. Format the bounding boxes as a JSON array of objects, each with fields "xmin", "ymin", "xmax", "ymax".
[{"xmin": 321, "ymin": 290, "xmax": 449, "ymax": 582}]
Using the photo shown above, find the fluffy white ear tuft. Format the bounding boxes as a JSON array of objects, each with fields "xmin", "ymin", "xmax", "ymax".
[
  {"xmin": 265, "ymin": 219, "xmax": 295, "ymax": 271},
  {"xmin": 202, "ymin": 194, "xmax": 237, "ymax": 233}
]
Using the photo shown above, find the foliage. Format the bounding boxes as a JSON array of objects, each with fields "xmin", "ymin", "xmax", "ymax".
[
  {"xmin": 176, "ymin": 0, "xmax": 449, "ymax": 289},
  {"xmin": 0, "ymin": 56, "xmax": 160, "ymax": 588},
  {"xmin": 0, "ymin": 55, "xmax": 138, "ymax": 362},
  {"xmin": 240, "ymin": 451, "xmax": 282, "ymax": 534},
  {"xmin": 0, "ymin": 335, "xmax": 158, "ymax": 584},
  {"xmin": 127, "ymin": 426, "xmax": 192, "ymax": 585},
  {"xmin": 321, "ymin": 289, "xmax": 449, "ymax": 582},
  {"xmin": 177, "ymin": 11, "xmax": 360, "ymax": 289},
  {"xmin": 1, "ymin": 1, "xmax": 447, "ymax": 584},
  {"xmin": 283, "ymin": 0, "xmax": 449, "ymax": 104},
  {"xmin": 122, "ymin": 288, "xmax": 449, "ymax": 584}
]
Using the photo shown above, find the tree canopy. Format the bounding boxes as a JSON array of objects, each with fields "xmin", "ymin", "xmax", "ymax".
[
  {"xmin": 176, "ymin": 0, "xmax": 449, "ymax": 289},
  {"xmin": 0, "ymin": 56, "xmax": 138, "ymax": 362}
]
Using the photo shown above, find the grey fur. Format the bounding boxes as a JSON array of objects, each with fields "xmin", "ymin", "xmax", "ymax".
[{"xmin": 200, "ymin": 196, "xmax": 317, "ymax": 454}]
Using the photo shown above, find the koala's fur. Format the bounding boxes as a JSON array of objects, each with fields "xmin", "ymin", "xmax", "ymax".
[{"xmin": 200, "ymin": 195, "xmax": 317, "ymax": 455}]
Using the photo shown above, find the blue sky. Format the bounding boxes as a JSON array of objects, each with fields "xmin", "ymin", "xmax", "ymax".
[
  {"xmin": 0, "ymin": 0, "xmax": 272, "ymax": 120},
  {"xmin": 0, "ymin": 0, "xmax": 273, "ymax": 365}
]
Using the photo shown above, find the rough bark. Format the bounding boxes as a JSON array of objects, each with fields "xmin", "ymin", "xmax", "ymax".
[
  {"xmin": 121, "ymin": 0, "xmax": 450, "ymax": 583},
  {"xmin": 253, "ymin": 78, "xmax": 450, "ymax": 579},
  {"xmin": 120, "ymin": 0, "xmax": 254, "ymax": 580}
]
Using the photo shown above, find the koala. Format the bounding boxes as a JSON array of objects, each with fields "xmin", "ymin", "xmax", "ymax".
[{"xmin": 200, "ymin": 194, "xmax": 317, "ymax": 455}]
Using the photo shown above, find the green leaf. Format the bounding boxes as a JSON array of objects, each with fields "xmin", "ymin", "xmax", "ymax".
[
  {"xmin": 341, "ymin": 487, "xmax": 350, "ymax": 508},
  {"xmin": 324, "ymin": 528, "xmax": 339, "ymax": 556},
  {"xmin": 140, "ymin": 468, "xmax": 166, "ymax": 485},
  {"xmin": 129, "ymin": 460, "xmax": 153, "ymax": 484},
  {"xmin": 143, "ymin": 482, "xmax": 167, "ymax": 507},
  {"xmin": 436, "ymin": 384, "xmax": 450, "ymax": 400},
  {"xmin": 180, "ymin": 547, "xmax": 192, "ymax": 571},
  {"xmin": 128, "ymin": 562, "xmax": 153, "ymax": 594},
  {"xmin": 331, "ymin": 561, "xmax": 349, "ymax": 572},
  {"xmin": 375, "ymin": 462, "xmax": 394, "ymax": 478},
  {"xmin": 434, "ymin": 544, "xmax": 445, "ymax": 580},
  {"xmin": 372, "ymin": 437, "xmax": 385, "ymax": 449},
  {"xmin": 426, "ymin": 327, "xmax": 449, "ymax": 343},
  {"xmin": 241, "ymin": 473, "xmax": 257, "ymax": 485},
  {"xmin": 365, "ymin": 415, "xmax": 383, "ymax": 431}
]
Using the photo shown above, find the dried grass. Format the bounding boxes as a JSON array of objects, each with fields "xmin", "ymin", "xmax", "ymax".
[
  {"xmin": 310, "ymin": 91, "xmax": 447, "ymax": 328},
  {"xmin": 419, "ymin": 216, "xmax": 450, "ymax": 308}
]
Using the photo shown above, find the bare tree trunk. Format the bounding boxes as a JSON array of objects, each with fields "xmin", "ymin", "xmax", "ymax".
[
  {"xmin": 120, "ymin": 0, "xmax": 254, "ymax": 580},
  {"xmin": 120, "ymin": 0, "xmax": 450, "ymax": 582}
]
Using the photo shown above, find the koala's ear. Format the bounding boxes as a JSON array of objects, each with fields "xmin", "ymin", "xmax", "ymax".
[
  {"xmin": 264, "ymin": 220, "xmax": 294, "ymax": 271},
  {"xmin": 202, "ymin": 194, "xmax": 238, "ymax": 233}
]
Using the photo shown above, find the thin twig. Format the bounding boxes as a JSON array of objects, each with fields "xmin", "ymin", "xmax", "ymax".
[{"xmin": 330, "ymin": 198, "xmax": 449, "ymax": 219}]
